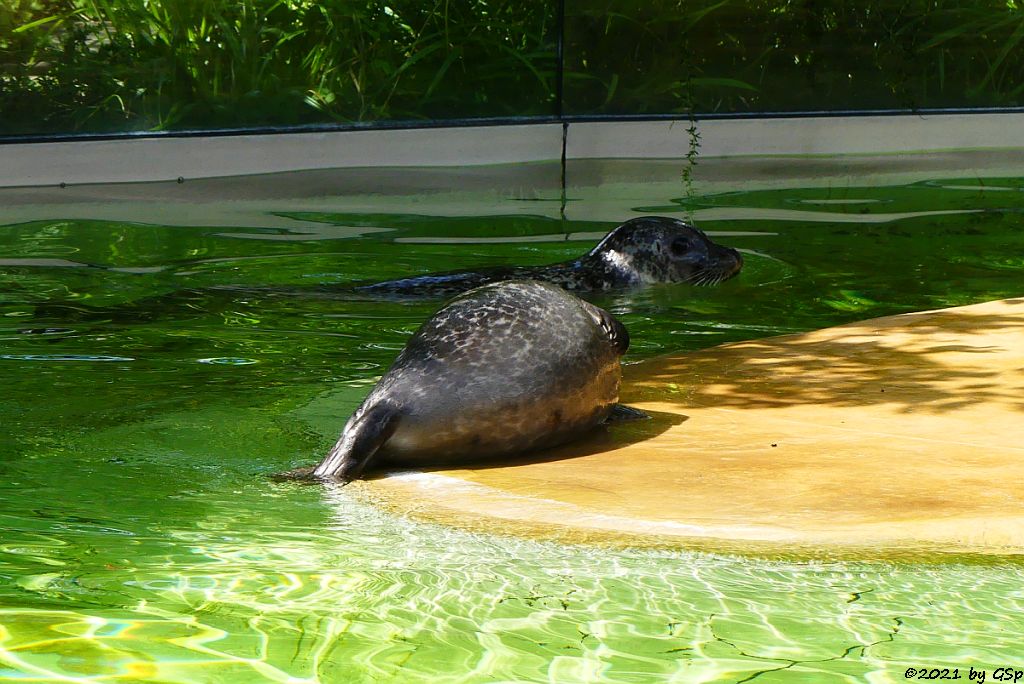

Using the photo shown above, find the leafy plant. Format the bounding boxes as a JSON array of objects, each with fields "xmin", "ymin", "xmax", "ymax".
[
  {"xmin": 1, "ymin": 0, "xmax": 557, "ymax": 135},
  {"xmin": 3, "ymin": 0, "xmax": 1024, "ymax": 136},
  {"xmin": 563, "ymin": 0, "xmax": 1024, "ymax": 114}
]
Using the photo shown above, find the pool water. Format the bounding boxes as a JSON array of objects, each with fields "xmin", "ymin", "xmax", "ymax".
[{"xmin": 3, "ymin": 171, "xmax": 1024, "ymax": 682}]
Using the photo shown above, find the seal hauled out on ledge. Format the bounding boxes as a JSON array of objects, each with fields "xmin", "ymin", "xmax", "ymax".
[
  {"xmin": 283, "ymin": 280, "xmax": 644, "ymax": 483},
  {"xmin": 355, "ymin": 216, "xmax": 743, "ymax": 299}
]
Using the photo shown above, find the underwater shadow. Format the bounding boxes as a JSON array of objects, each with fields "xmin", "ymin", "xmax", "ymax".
[{"xmin": 627, "ymin": 299, "xmax": 1024, "ymax": 415}]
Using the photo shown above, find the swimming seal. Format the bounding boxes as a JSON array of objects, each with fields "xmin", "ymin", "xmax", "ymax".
[
  {"xmin": 356, "ymin": 216, "xmax": 743, "ymax": 299},
  {"xmin": 287, "ymin": 280, "xmax": 643, "ymax": 483}
]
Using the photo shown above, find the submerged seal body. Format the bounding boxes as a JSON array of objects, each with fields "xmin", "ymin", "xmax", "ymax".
[
  {"xmin": 356, "ymin": 216, "xmax": 743, "ymax": 299},
  {"xmin": 303, "ymin": 280, "xmax": 635, "ymax": 483}
]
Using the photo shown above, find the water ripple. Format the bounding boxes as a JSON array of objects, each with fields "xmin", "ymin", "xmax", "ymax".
[
  {"xmin": 0, "ymin": 354, "xmax": 134, "ymax": 362},
  {"xmin": 196, "ymin": 357, "xmax": 260, "ymax": 366}
]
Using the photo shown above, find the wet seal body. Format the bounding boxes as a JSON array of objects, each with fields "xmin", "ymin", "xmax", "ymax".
[
  {"xmin": 293, "ymin": 280, "xmax": 638, "ymax": 483},
  {"xmin": 356, "ymin": 216, "xmax": 743, "ymax": 299}
]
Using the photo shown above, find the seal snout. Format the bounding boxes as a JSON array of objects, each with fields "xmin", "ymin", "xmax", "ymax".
[
  {"xmin": 706, "ymin": 244, "xmax": 743, "ymax": 282},
  {"xmin": 725, "ymin": 246, "xmax": 743, "ymax": 273}
]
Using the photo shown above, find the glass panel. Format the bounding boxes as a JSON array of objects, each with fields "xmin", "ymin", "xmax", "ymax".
[
  {"xmin": 0, "ymin": 1, "xmax": 557, "ymax": 137},
  {"xmin": 564, "ymin": 0, "xmax": 1024, "ymax": 115},
  {"xmin": 5, "ymin": 1, "xmax": 1024, "ymax": 137}
]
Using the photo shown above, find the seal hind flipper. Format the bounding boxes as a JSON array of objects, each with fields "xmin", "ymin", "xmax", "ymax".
[
  {"xmin": 270, "ymin": 464, "xmax": 318, "ymax": 482},
  {"xmin": 312, "ymin": 403, "xmax": 401, "ymax": 483},
  {"xmin": 604, "ymin": 404, "xmax": 650, "ymax": 423}
]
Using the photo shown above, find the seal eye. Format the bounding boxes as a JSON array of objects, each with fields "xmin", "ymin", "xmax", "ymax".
[{"xmin": 670, "ymin": 238, "xmax": 691, "ymax": 256}]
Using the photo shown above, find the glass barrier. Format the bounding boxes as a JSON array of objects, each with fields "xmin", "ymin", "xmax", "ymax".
[
  {"xmin": 2, "ymin": 1, "xmax": 1023, "ymax": 138},
  {"xmin": 0, "ymin": 1, "xmax": 557, "ymax": 137},
  {"xmin": 564, "ymin": 0, "xmax": 1024, "ymax": 115}
]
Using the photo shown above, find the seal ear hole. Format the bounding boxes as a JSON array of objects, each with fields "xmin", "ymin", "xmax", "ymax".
[{"xmin": 670, "ymin": 238, "xmax": 691, "ymax": 256}]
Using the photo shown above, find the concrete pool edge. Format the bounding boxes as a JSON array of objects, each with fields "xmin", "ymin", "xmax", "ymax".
[
  {"xmin": 5, "ymin": 113, "xmax": 1024, "ymax": 187},
  {"xmin": 356, "ymin": 474, "xmax": 1024, "ymax": 560},
  {"xmin": 5, "ymin": 148, "xmax": 1024, "ymax": 236},
  {"xmin": 358, "ymin": 297, "xmax": 1024, "ymax": 559}
]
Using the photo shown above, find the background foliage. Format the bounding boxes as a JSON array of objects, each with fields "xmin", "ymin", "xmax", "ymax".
[
  {"xmin": 0, "ymin": 0, "xmax": 556, "ymax": 134},
  {"xmin": 566, "ymin": 0, "xmax": 1024, "ymax": 115},
  {"xmin": 3, "ymin": 0, "xmax": 1024, "ymax": 135}
]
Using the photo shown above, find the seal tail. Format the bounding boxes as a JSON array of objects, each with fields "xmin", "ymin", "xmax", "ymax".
[{"xmin": 311, "ymin": 403, "xmax": 400, "ymax": 483}]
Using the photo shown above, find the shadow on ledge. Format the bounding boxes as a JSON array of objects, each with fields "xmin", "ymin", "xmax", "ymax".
[
  {"xmin": 365, "ymin": 408, "xmax": 687, "ymax": 480},
  {"xmin": 628, "ymin": 298, "xmax": 1024, "ymax": 415}
]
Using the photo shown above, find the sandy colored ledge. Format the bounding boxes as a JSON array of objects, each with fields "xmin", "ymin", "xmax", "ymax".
[{"xmin": 365, "ymin": 297, "xmax": 1024, "ymax": 555}]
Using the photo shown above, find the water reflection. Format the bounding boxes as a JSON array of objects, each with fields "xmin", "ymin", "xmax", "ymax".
[{"xmin": 2, "ymin": 170, "xmax": 1024, "ymax": 681}]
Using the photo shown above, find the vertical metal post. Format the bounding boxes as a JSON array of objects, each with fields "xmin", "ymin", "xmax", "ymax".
[
  {"xmin": 557, "ymin": 0, "xmax": 567, "ymax": 222},
  {"xmin": 556, "ymin": 0, "xmax": 565, "ymax": 120}
]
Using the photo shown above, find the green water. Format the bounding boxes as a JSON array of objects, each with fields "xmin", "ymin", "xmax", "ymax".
[{"xmin": 3, "ymin": 174, "xmax": 1024, "ymax": 682}]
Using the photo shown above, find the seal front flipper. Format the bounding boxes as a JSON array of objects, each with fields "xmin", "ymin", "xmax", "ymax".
[
  {"xmin": 604, "ymin": 404, "xmax": 650, "ymax": 423},
  {"xmin": 583, "ymin": 303, "xmax": 630, "ymax": 355},
  {"xmin": 312, "ymin": 403, "xmax": 401, "ymax": 483}
]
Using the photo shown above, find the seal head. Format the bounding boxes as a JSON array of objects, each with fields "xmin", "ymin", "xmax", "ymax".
[
  {"xmin": 301, "ymin": 280, "xmax": 637, "ymax": 483},
  {"xmin": 570, "ymin": 216, "xmax": 744, "ymax": 288}
]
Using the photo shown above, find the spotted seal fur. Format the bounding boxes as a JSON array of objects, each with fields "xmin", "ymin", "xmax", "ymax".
[
  {"xmin": 356, "ymin": 216, "xmax": 742, "ymax": 299},
  {"xmin": 284, "ymin": 280, "xmax": 642, "ymax": 483}
]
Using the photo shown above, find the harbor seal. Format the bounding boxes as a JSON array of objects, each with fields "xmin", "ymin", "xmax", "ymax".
[
  {"xmin": 355, "ymin": 216, "xmax": 743, "ymax": 298},
  {"xmin": 286, "ymin": 280, "xmax": 642, "ymax": 483}
]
